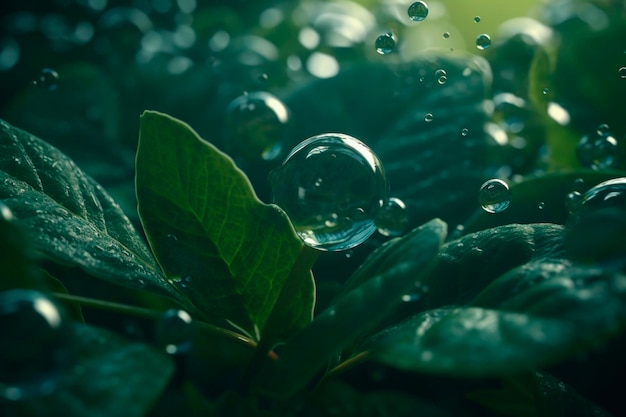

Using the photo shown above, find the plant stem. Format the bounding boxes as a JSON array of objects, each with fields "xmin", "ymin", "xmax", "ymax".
[
  {"xmin": 313, "ymin": 351, "xmax": 371, "ymax": 394},
  {"xmin": 51, "ymin": 292, "xmax": 257, "ymax": 349}
]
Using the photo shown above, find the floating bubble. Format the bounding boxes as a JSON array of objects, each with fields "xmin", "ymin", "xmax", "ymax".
[
  {"xmin": 424, "ymin": 113, "xmax": 434, "ymax": 122},
  {"xmin": 376, "ymin": 197, "xmax": 408, "ymax": 237},
  {"xmin": 565, "ymin": 191, "xmax": 582, "ymax": 214},
  {"xmin": 619, "ymin": 66, "xmax": 626, "ymax": 79},
  {"xmin": 375, "ymin": 32, "xmax": 396, "ymax": 55},
  {"xmin": 407, "ymin": 1, "xmax": 429, "ymax": 22},
  {"xmin": 437, "ymin": 75, "xmax": 447, "ymax": 85},
  {"xmin": 476, "ymin": 34, "xmax": 491, "ymax": 50},
  {"xmin": 474, "ymin": 16, "xmax": 481, "ymax": 23},
  {"xmin": 576, "ymin": 129, "xmax": 619, "ymax": 170},
  {"xmin": 435, "ymin": 69, "xmax": 446, "ymax": 77},
  {"xmin": 596, "ymin": 123, "xmax": 610, "ymax": 136},
  {"xmin": 269, "ymin": 133, "xmax": 388, "ymax": 251},
  {"xmin": 479, "ymin": 179, "xmax": 511, "ymax": 213},
  {"xmin": 155, "ymin": 309, "xmax": 194, "ymax": 355},
  {"xmin": 542, "ymin": 88, "xmax": 550, "ymax": 95},
  {"xmin": 538, "ymin": 201, "xmax": 545, "ymax": 210},
  {"xmin": 0, "ymin": 289, "xmax": 72, "ymax": 401},
  {"xmin": 461, "ymin": 128, "xmax": 469, "ymax": 137},
  {"xmin": 223, "ymin": 91, "xmax": 290, "ymax": 162},
  {"xmin": 31, "ymin": 68, "xmax": 59, "ymax": 90},
  {"xmin": 443, "ymin": 32, "xmax": 450, "ymax": 39}
]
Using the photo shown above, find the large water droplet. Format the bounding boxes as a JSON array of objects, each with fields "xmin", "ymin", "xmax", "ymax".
[
  {"xmin": 479, "ymin": 179, "xmax": 511, "ymax": 213},
  {"xmin": 223, "ymin": 91, "xmax": 290, "ymax": 162},
  {"xmin": 576, "ymin": 128, "xmax": 619, "ymax": 170},
  {"xmin": 269, "ymin": 133, "xmax": 388, "ymax": 251},
  {"xmin": 31, "ymin": 68, "xmax": 59, "ymax": 91},
  {"xmin": 375, "ymin": 32, "xmax": 396, "ymax": 55},
  {"xmin": 0, "ymin": 289, "xmax": 71, "ymax": 401},
  {"xmin": 155, "ymin": 309, "xmax": 194, "ymax": 355},
  {"xmin": 407, "ymin": 1, "xmax": 429, "ymax": 22},
  {"xmin": 376, "ymin": 197, "xmax": 408, "ymax": 237},
  {"xmin": 476, "ymin": 34, "xmax": 491, "ymax": 50}
]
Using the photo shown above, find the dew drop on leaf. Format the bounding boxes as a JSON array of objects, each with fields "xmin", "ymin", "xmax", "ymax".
[
  {"xmin": 0, "ymin": 289, "xmax": 72, "ymax": 401},
  {"xmin": 31, "ymin": 68, "xmax": 59, "ymax": 90},
  {"xmin": 375, "ymin": 32, "xmax": 396, "ymax": 55},
  {"xmin": 479, "ymin": 179, "xmax": 511, "ymax": 213},
  {"xmin": 376, "ymin": 197, "xmax": 408, "ymax": 237},
  {"xmin": 269, "ymin": 133, "xmax": 388, "ymax": 251},
  {"xmin": 223, "ymin": 91, "xmax": 290, "ymax": 162},
  {"xmin": 407, "ymin": 1, "xmax": 429, "ymax": 22},
  {"xmin": 476, "ymin": 34, "xmax": 491, "ymax": 50},
  {"xmin": 155, "ymin": 309, "xmax": 194, "ymax": 355}
]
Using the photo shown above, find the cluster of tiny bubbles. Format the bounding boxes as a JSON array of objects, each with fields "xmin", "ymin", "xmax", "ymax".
[
  {"xmin": 619, "ymin": 66, "xmax": 626, "ymax": 79},
  {"xmin": 479, "ymin": 179, "xmax": 511, "ymax": 213},
  {"xmin": 223, "ymin": 91, "xmax": 290, "ymax": 162},
  {"xmin": 576, "ymin": 124, "xmax": 619, "ymax": 170},
  {"xmin": 407, "ymin": 1, "xmax": 429, "ymax": 22},
  {"xmin": 566, "ymin": 191, "xmax": 583, "ymax": 214},
  {"xmin": 376, "ymin": 197, "xmax": 408, "ymax": 237},
  {"xmin": 31, "ymin": 68, "xmax": 59, "ymax": 90},
  {"xmin": 0, "ymin": 289, "xmax": 73, "ymax": 401},
  {"xmin": 476, "ymin": 34, "xmax": 491, "ymax": 50},
  {"xmin": 375, "ymin": 32, "xmax": 396, "ymax": 55},
  {"xmin": 424, "ymin": 113, "xmax": 434, "ymax": 122},
  {"xmin": 474, "ymin": 16, "xmax": 481, "ymax": 23},
  {"xmin": 435, "ymin": 69, "xmax": 447, "ymax": 85},
  {"xmin": 268, "ymin": 133, "xmax": 389, "ymax": 251},
  {"xmin": 443, "ymin": 32, "xmax": 450, "ymax": 39},
  {"xmin": 155, "ymin": 309, "xmax": 194, "ymax": 355}
]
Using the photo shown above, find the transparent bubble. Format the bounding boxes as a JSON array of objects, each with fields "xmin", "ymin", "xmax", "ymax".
[
  {"xmin": 479, "ymin": 179, "xmax": 511, "ymax": 213},
  {"xmin": 435, "ymin": 69, "xmax": 446, "ymax": 78},
  {"xmin": 269, "ymin": 133, "xmax": 388, "ymax": 251},
  {"xmin": 375, "ymin": 32, "xmax": 396, "ymax": 55},
  {"xmin": 223, "ymin": 91, "xmax": 290, "ymax": 162},
  {"xmin": 474, "ymin": 16, "xmax": 481, "ymax": 23},
  {"xmin": 0, "ymin": 289, "xmax": 72, "ymax": 401},
  {"xmin": 31, "ymin": 68, "xmax": 59, "ymax": 91},
  {"xmin": 407, "ymin": 1, "xmax": 429, "ymax": 22},
  {"xmin": 443, "ymin": 32, "xmax": 450, "ymax": 39},
  {"xmin": 424, "ymin": 113, "xmax": 434, "ymax": 122},
  {"xmin": 542, "ymin": 88, "xmax": 550, "ymax": 95},
  {"xmin": 538, "ymin": 201, "xmax": 545, "ymax": 210},
  {"xmin": 476, "ymin": 34, "xmax": 491, "ymax": 50},
  {"xmin": 619, "ymin": 66, "xmax": 626, "ymax": 79},
  {"xmin": 461, "ymin": 128, "xmax": 469, "ymax": 137},
  {"xmin": 155, "ymin": 309, "xmax": 194, "ymax": 355},
  {"xmin": 576, "ymin": 130, "xmax": 619, "ymax": 170},
  {"xmin": 566, "ymin": 191, "xmax": 582, "ymax": 214},
  {"xmin": 437, "ymin": 75, "xmax": 447, "ymax": 85},
  {"xmin": 596, "ymin": 123, "xmax": 610, "ymax": 136},
  {"xmin": 376, "ymin": 197, "xmax": 408, "ymax": 237}
]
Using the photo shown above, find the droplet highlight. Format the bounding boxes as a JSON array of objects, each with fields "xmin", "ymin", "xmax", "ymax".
[
  {"xmin": 479, "ymin": 179, "xmax": 511, "ymax": 213},
  {"xmin": 407, "ymin": 1, "xmax": 429, "ymax": 22},
  {"xmin": 270, "ymin": 133, "xmax": 388, "ymax": 251}
]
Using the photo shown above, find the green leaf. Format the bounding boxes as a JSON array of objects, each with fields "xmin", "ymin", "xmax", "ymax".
[
  {"xmin": 371, "ymin": 261, "xmax": 626, "ymax": 377},
  {"xmin": 136, "ymin": 110, "xmax": 313, "ymax": 340},
  {"xmin": 0, "ymin": 119, "xmax": 183, "ymax": 303},
  {"xmin": 4, "ymin": 323, "xmax": 174, "ymax": 417},
  {"xmin": 254, "ymin": 219, "xmax": 447, "ymax": 399}
]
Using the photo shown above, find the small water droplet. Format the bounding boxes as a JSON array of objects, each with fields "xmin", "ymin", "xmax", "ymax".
[
  {"xmin": 437, "ymin": 75, "xmax": 447, "ymax": 85},
  {"xmin": 223, "ymin": 91, "xmax": 290, "ymax": 162},
  {"xmin": 619, "ymin": 66, "xmax": 626, "ymax": 79},
  {"xmin": 538, "ymin": 201, "xmax": 545, "ymax": 210},
  {"xmin": 596, "ymin": 123, "xmax": 610, "ymax": 136},
  {"xmin": 576, "ymin": 129, "xmax": 619, "ymax": 170},
  {"xmin": 479, "ymin": 179, "xmax": 511, "ymax": 213},
  {"xmin": 0, "ymin": 289, "xmax": 72, "ymax": 401},
  {"xmin": 376, "ymin": 197, "xmax": 408, "ymax": 237},
  {"xmin": 443, "ymin": 31, "xmax": 450, "ymax": 39},
  {"xmin": 542, "ymin": 88, "xmax": 550, "ymax": 95},
  {"xmin": 31, "ymin": 68, "xmax": 59, "ymax": 91},
  {"xmin": 258, "ymin": 73, "xmax": 268, "ymax": 82},
  {"xmin": 375, "ymin": 32, "xmax": 396, "ymax": 55},
  {"xmin": 461, "ymin": 128, "xmax": 469, "ymax": 137},
  {"xmin": 565, "ymin": 191, "xmax": 582, "ymax": 214},
  {"xmin": 424, "ymin": 113, "xmax": 434, "ymax": 122},
  {"xmin": 474, "ymin": 16, "xmax": 481, "ymax": 23},
  {"xmin": 407, "ymin": 1, "xmax": 429, "ymax": 22},
  {"xmin": 476, "ymin": 34, "xmax": 491, "ymax": 50},
  {"xmin": 155, "ymin": 309, "xmax": 194, "ymax": 355},
  {"xmin": 270, "ymin": 133, "xmax": 388, "ymax": 251}
]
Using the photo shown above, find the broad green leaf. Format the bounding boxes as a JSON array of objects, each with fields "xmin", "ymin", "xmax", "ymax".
[
  {"xmin": 136, "ymin": 110, "xmax": 313, "ymax": 340},
  {"xmin": 254, "ymin": 219, "xmax": 446, "ymax": 399},
  {"xmin": 0, "ymin": 119, "xmax": 183, "ymax": 304},
  {"xmin": 371, "ymin": 262, "xmax": 626, "ymax": 377},
  {"xmin": 4, "ymin": 323, "xmax": 174, "ymax": 417}
]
